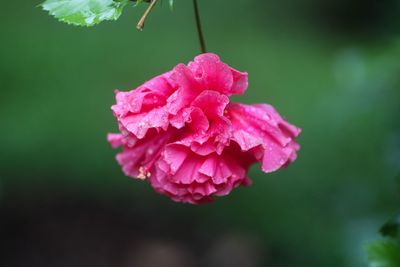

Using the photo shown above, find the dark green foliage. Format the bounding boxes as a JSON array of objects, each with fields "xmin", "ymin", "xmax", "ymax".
[{"xmin": 380, "ymin": 214, "xmax": 400, "ymax": 239}]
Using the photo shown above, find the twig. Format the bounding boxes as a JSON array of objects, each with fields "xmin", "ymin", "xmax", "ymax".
[{"xmin": 137, "ymin": 0, "xmax": 158, "ymax": 31}]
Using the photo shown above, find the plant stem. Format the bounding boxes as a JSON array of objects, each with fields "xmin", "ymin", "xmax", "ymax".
[
  {"xmin": 193, "ymin": 0, "xmax": 207, "ymax": 53},
  {"xmin": 137, "ymin": 0, "xmax": 158, "ymax": 31}
]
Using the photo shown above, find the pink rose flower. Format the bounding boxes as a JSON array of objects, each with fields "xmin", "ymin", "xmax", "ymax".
[{"xmin": 108, "ymin": 53, "xmax": 301, "ymax": 204}]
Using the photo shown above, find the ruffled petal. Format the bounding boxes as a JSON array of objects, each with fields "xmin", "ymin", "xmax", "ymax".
[
  {"xmin": 108, "ymin": 129, "xmax": 176, "ymax": 179},
  {"xmin": 107, "ymin": 133, "xmax": 124, "ymax": 148},
  {"xmin": 191, "ymin": 90, "xmax": 229, "ymax": 119},
  {"xmin": 187, "ymin": 53, "xmax": 248, "ymax": 96},
  {"xmin": 119, "ymin": 107, "xmax": 169, "ymax": 139},
  {"xmin": 230, "ymin": 67, "xmax": 248, "ymax": 95},
  {"xmin": 111, "ymin": 72, "xmax": 177, "ymax": 139},
  {"xmin": 166, "ymin": 64, "xmax": 202, "ymax": 116},
  {"xmin": 149, "ymin": 143, "xmax": 250, "ymax": 204},
  {"xmin": 226, "ymin": 102, "xmax": 301, "ymax": 173}
]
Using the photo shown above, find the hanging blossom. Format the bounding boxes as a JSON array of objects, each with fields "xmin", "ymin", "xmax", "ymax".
[{"xmin": 108, "ymin": 53, "xmax": 301, "ymax": 204}]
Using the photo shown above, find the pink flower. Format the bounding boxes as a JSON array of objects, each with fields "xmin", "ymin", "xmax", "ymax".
[{"xmin": 108, "ymin": 53, "xmax": 301, "ymax": 204}]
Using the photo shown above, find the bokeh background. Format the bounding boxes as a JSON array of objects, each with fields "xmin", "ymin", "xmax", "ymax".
[{"xmin": 1, "ymin": 0, "xmax": 400, "ymax": 266}]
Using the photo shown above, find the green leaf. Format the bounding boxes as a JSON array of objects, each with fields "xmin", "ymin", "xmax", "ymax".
[
  {"xmin": 41, "ymin": 0, "xmax": 129, "ymax": 26},
  {"xmin": 366, "ymin": 239, "xmax": 400, "ymax": 267},
  {"xmin": 169, "ymin": 0, "xmax": 174, "ymax": 9}
]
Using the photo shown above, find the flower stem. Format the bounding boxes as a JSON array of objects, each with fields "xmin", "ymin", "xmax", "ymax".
[
  {"xmin": 193, "ymin": 0, "xmax": 207, "ymax": 53},
  {"xmin": 137, "ymin": 0, "xmax": 158, "ymax": 31}
]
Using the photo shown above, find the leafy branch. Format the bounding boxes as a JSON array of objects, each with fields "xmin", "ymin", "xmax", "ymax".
[
  {"xmin": 41, "ymin": 0, "xmax": 174, "ymax": 27},
  {"xmin": 40, "ymin": 0, "xmax": 207, "ymax": 53}
]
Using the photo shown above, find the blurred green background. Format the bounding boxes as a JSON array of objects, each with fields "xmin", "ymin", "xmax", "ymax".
[{"xmin": 1, "ymin": 0, "xmax": 400, "ymax": 266}]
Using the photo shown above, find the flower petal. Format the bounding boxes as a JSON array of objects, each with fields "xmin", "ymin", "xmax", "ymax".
[
  {"xmin": 149, "ymin": 143, "xmax": 250, "ymax": 203},
  {"xmin": 187, "ymin": 53, "xmax": 248, "ymax": 96},
  {"xmin": 109, "ymin": 129, "xmax": 175, "ymax": 179},
  {"xmin": 111, "ymin": 73, "xmax": 176, "ymax": 139},
  {"xmin": 227, "ymin": 103, "xmax": 301, "ymax": 173}
]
